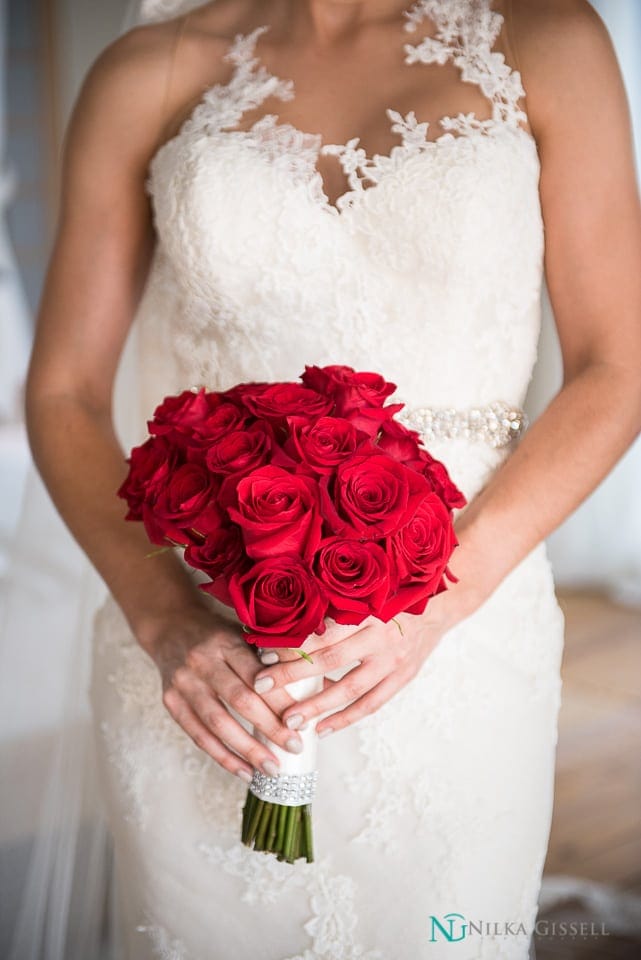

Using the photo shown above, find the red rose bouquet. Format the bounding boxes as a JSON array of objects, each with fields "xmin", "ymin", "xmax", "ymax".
[{"xmin": 118, "ymin": 365, "xmax": 466, "ymax": 863}]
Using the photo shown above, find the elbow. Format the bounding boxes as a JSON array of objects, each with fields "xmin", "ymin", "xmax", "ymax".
[
  {"xmin": 562, "ymin": 349, "xmax": 641, "ymax": 435},
  {"xmin": 23, "ymin": 361, "xmax": 111, "ymax": 460}
]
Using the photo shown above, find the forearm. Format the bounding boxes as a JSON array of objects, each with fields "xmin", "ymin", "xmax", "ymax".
[
  {"xmin": 25, "ymin": 393, "xmax": 203, "ymax": 642},
  {"xmin": 448, "ymin": 360, "xmax": 641, "ymax": 612}
]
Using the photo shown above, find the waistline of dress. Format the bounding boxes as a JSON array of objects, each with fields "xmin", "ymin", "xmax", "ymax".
[{"xmin": 395, "ymin": 399, "xmax": 528, "ymax": 448}]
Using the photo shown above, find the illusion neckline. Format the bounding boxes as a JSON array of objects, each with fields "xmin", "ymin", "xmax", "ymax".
[{"xmin": 148, "ymin": 0, "xmax": 538, "ymax": 219}]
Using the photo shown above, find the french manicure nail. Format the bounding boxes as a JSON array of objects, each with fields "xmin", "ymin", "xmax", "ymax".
[
  {"xmin": 260, "ymin": 652, "xmax": 279, "ymax": 665},
  {"xmin": 286, "ymin": 737, "xmax": 303, "ymax": 754},
  {"xmin": 286, "ymin": 714, "xmax": 304, "ymax": 730},
  {"xmin": 318, "ymin": 728, "xmax": 333, "ymax": 739},
  {"xmin": 237, "ymin": 769, "xmax": 252, "ymax": 784},
  {"xmin": 254, "ymin": 676, "xmax": 274, "ymax": 693},
  {"xmin": 262, "ymin": 759, "xmax": 279, "ymax": 777}
]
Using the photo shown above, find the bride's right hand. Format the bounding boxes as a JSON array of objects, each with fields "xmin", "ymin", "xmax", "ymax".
[{"xmin": 140, "ymin": 603, "xmax": 304, "ymax": 783}]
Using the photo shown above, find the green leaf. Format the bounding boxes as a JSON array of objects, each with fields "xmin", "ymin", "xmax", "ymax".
[{"xmin": 144, "ymin": 546, "xmax": 171, "ymax": 559}]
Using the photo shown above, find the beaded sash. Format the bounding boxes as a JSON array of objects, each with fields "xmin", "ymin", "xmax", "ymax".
[{"xmin": 396, "ymin": 400, "xmax": 528, "ymax": 448}]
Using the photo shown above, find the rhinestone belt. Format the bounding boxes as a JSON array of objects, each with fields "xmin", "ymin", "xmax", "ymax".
[{"xmin": 396, "ymin": 400, "xmax": 528, "ymax": 448}]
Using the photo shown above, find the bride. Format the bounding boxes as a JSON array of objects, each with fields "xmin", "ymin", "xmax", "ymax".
[{"xmin": 19, "ymin": 0, "xmax": 641, "ymax": 957}]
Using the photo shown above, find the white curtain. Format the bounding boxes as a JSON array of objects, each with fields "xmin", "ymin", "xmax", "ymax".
[{"xmin": 526, "ymin": 0, "xmax": 641, "ymax": 602}]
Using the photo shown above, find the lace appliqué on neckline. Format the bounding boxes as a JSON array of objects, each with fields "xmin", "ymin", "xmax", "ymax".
[
  {"xmin": 148, "ymin": 0, "xmax": 534, "ymax": 218},
  {"xmin": 403, "ymin": 0, "xmax": 528, "ymax": 129}
]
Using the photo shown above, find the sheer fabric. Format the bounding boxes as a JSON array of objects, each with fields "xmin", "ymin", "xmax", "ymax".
[
  {"xmin": 2, "ymin": 123, "xmax": 142, "ymax": 960},
  {"xmin": 2, "ymin": 333, "xmax": 141, "ymax": 960}
]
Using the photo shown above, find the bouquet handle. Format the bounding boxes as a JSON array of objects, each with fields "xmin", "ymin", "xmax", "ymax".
[{"xmin": 242, "ymin": 670, "xmax": 324, "ymax": 861}]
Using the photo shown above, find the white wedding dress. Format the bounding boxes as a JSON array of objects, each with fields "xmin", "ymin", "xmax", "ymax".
[{"xmin": 90, "ymin": 1, "xmax": 565, "ymax": 957}]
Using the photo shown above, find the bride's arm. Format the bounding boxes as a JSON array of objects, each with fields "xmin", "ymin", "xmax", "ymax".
[
  {"xmin": 25, "ymin": 26, "xmax": 199, "ymax": 638},
  {"xmin": 26, "ymin": 23, "xmax": 304, "ymax": 778},
  {"xmin": 254, "ymin": 1, "xmax": 641, "ymax": 735},
  {"xmin": 452, "ymin": 0, "xmax": 641, "ymax": 599}
]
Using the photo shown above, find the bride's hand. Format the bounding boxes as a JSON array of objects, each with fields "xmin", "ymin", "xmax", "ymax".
[
  {"xmin": 140, "ymin": 603, "xmax": 305, "ymax": 782},
  {"xmin": 252, "ymin": 590, "xmax": 478, "ymax": 737}
]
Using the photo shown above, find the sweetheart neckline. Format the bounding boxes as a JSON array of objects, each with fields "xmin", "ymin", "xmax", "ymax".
[{"xmin": 148, "ymin": 106, "xmax": 540, "ymax": 223}]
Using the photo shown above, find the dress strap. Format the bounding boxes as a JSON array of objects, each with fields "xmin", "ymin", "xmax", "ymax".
[
  {"xmin": 403, "ymin": 0, "xmax": 528, "ymax": 129},
  {"xmin": 191, "ymin": 26, "xmax": 295, "ymax": 134}
]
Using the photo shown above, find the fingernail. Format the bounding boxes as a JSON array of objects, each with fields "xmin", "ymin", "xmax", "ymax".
[
  {"xmin": 260, "ymin": 651, "xmax": 279, "ymax": 665},
  {"xmin": 237, "ymin": 769, "xmax": 252, "ymax": 784},
  {"xmin": 286, "ymin": 737, "xmax": 303, "ymax": 754},
  {"xmin": 318, "ymin": 728, "xmax": 333, "ymax": 739},
  {"xmin": 254, "ymin": 676, "xmax": 274, "ymax": 693},
  {"xmin": 285, "ymin": 714, "xmax": 304, "ymax": 730},
  {"xmin": 262, "ymin": 759, "xmax": 279, "ymax": 777}
]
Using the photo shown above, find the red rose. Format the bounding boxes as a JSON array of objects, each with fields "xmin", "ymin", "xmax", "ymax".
[
  {"xmin": 147, "ymin": 463, "xmax": 219, "ymax": 546},
  {"xmin": 425, "ymin": 459, "xmax": 467, "ymax": 510},
  {"xmin": 315, "ymin": 537, "xmax": 392, "ymax": 624},
  {"xmin": 379, "ymin": 493, "xmax": 458, "ymax": 619},
  {"xmin": 225, "ymin": 556, "xmax": 328, "ymax": 646},
  {"xmin": 388, "ymin": 492, "xmax": 456, "ymax": 583},
  {"xmin": 343, "ymin": 402, "xmax": 405, "ymax": 439},
  {"xmin": 117, "ymin": 435, "xmax": 179, "ymax": 520},
  {"xmin": 188, "ymin": 500, "xmax": 228, "ymax": 538},
  {"xmin": 301, "ymin": 365, "xmax": 397, "ymax": 414},
  {"xmin": 376, "ymin": 417, "xmax": 424, "ymax": 463},
  {"xmin": 241, "ymin": 382, "xmax": 333, "ymax": 424},
  {"xmin": 220, "ymin": 381, "xmax": 270, "ymax": 409},
  {"xmin": 320, "ymin": 452, "xmax": 429, "ymax": 539},
  {"xmin": 148, "ymin": 388, "xmax": 212, "ymax": 437},
  {"xmin": 285, "ymin": 416, "xmax": 367, "ymax": 475},
  {"xmin": 205, "ymin": 423, "xmax": 273, "ymax": 476},
  {"xmin": 184, "ymin": 522, "xmax": 245, "ymax": 580},
  {"xmin": 225, "ymin": 465, "xmax": 322, "ymax": 560},
  {"xmin": 188, "ymin": 401, "xmax": 250, "ymax": 450},
  {"xmin": 406, "ymin": 452, "xmax": 467, "ymax": 510}
]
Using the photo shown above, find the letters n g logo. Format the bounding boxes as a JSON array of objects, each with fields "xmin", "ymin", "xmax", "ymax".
[{"xmin": 428, "ymin": 913, "xmax": 468, "ymax": 942}]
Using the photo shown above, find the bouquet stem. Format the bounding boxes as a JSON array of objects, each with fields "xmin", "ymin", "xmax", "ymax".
[
  {"xmin": 242, "ymin": 796, "xmax": 314, "ymax": 862},
  {"xmin": 241, "ymin": 670, "xmax": 323, "ymax": 863}
]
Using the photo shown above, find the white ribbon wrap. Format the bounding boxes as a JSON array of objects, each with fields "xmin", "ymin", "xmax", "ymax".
[{"xmin": 250, "ymin": 673, "xmax": 324, "ymax": 805}]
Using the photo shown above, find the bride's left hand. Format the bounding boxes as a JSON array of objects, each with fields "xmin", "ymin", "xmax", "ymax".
[{"xmin": 252, "ymin": 588, "xmax": 478, "ymax": 737}]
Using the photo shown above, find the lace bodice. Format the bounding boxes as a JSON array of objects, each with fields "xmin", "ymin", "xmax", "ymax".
[{"xmin": 134, "ymin": 0, "xmax": 544, "ymax": 500}]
